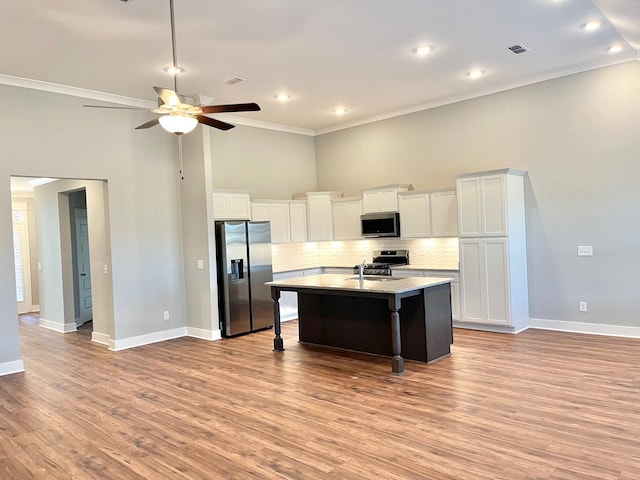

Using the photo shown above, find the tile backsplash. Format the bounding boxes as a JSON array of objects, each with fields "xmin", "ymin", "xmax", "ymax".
[{"xmin": 271, "ymin": 237, "xmax": 459, "ymax": 273}]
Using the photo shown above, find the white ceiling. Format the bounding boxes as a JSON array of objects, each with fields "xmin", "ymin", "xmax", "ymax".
[{"xmin": 1, "ymin": 0, "xmax": 638, "ymax": 134}]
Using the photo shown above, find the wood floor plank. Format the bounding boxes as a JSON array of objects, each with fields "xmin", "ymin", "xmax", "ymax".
[{"xmin": 1, "ymin": 315, "xmax": 639, "ymax": 479}]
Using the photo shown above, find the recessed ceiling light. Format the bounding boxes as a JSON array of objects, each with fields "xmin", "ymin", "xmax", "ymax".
[
  {"xmin": 164, "ymin": 66, "xmax": 183, "ymax": 75},
  {"xmin": 333, "ymin": 107, "xmax": 348, "ymax": 116},
  {"xmin": 608, "ymin": 44, "xmax": 623, "ymax": 53},
  {"xmin": 412, "ymin": 45, "xmax": 433, "ymax": 56},
  {"xmin": 582, "ymin": 20, "xmax": 602, "ymax": 31},
  {"xmin": 466, "ymin": 69, "xmax": 484, "ymax": 79},
  {"xmin": 276, "ymin": 93, "xmax": 291, "ymax": 102}
]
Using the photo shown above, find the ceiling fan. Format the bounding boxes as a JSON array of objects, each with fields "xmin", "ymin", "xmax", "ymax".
[{"xmin": 86, "ymin": 0, "xmax": 260, "ymax": 135}]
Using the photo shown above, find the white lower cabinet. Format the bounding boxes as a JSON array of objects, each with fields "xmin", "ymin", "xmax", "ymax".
[
  {"xmin": 459, "ymin": 238, "xmax": 511, "ymax": 326},
  {"xmin": 391, "ymin": 269, "xmax": 460, "ymax": 321},
  {"xmin": 272, "ymin": 271, "xmax": 303, "ymax": 322}
]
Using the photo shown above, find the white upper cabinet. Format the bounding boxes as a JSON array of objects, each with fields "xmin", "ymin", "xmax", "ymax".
[
  {"xmin": 398, "ymin": 189, "xmax": 458, "ymax": 238},
  {"xmin": 398, "ymin": 192, "xmax": 431, "ymax": 238},
  {"xmin": 332, "ymin": 197, "xmax": 363, "ymax": 240},
  {"xmin": 430, "ymin": 190, "xmax": 459, "ymax": 237},
  {"xmin": 212, "ymin": 190, "xmax": 252, "ymax": 220},
  {"xmin": 457, "ymin": 171, "xmax": 524, "ymax": 237},
  {"xmin": 306, "ymin": 192, "xmax": 343, "ymax": 241},
  {"xmin": 251, "ymin": 201, "xmax": 291, "ymax": 244},
  {"xmin": 361, "ymin": 184, "xmax": 412, "ymax": 213},
  {"xmin": 289, "ymin": 201, "xmax": 308, "ymax": 243}
]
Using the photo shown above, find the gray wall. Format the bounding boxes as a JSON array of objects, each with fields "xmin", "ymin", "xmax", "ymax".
[
  {"xmin": 181, "ymin": 128, "xmax": 219, "ymax": 337},
  {"xmin": 209, "ymin": 125, "xmax": 317, "ymax": 199},
  {"xmin": 315, "ymin": 60, "xmax": 640, "ymax": 328},
  {"xmin": 0, "ymin": 84, "xmax": 184, "ymax": 367}
]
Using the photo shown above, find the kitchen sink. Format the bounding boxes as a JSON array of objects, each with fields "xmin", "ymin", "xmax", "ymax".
[{"xmin": 346, "ymin": 276, "xmax": 401, "ymax": 282}]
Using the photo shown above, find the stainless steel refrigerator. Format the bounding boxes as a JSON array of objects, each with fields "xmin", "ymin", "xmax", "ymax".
[{"xmin": 215, "ymin": 221, "xmax": 274, "ymax": 337}]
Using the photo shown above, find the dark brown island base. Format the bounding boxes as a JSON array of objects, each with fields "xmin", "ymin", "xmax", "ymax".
[{"xmin": 266, "ymin": 274, "xmax": 454, "ymax": 374}]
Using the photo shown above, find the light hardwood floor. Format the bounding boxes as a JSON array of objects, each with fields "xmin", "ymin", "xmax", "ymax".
[{"xmin": 1, "ymin": 314, "xmax": 639, "ymax": 479}]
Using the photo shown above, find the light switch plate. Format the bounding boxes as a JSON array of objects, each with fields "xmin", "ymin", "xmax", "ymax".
[{"xmin": 577, "ymin": 246, "xmax": 593, "ymax": 256}]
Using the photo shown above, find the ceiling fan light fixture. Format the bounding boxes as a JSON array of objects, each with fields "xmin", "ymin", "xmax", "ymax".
[{"xmin": 159, "ymin": 113, "xmax": 198, "ymax": 135}]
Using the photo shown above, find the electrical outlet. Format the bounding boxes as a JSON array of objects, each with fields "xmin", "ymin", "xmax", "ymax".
[
  {"xmin": 579, "ymin": 302, "xmax": 588, "ymax": 312},
  {"xmin": 577, "ymin": 246, "xmax": 593, "ymax": 256},
  {"xmin": 163, "ymin": 311, "xmax": 170, "ymax": 321},
  {"xmin": 197, "ymin": 259, "xmax": 204, "ymax": 269}
]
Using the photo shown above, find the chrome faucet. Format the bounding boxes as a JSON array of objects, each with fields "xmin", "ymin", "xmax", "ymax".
[{"xmin": 358, "ymin": 260, "xmax": 366, "ymax": 280}]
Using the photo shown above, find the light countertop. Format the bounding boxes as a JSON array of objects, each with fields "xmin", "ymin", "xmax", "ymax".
[{"xmin": 266, "ymin": 274, "xmax": 453, "ymax": 295}]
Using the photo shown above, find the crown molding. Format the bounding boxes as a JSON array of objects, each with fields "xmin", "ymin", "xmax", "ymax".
[{"xmin": 314, "ymin": 53, "xmax": 638, "ymax": 136}]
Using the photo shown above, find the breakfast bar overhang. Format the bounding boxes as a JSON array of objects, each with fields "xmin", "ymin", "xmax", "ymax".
[{"xmin": 266, "ymin": 274, "xmax": 454, "ymax": 374}]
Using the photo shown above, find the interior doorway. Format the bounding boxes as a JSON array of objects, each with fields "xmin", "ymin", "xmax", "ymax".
[{"xmin": 10, "ymin": 177, "xmax": 112, "ymax": 342}]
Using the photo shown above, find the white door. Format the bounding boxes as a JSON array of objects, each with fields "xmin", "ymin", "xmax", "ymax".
[
  {"xmin": 12, "ymin": 205, "xmax": 33, "ymax": 314},
  {"xmin": 74, "ymin": 208, "xmax": 93, "ymax": 326}
]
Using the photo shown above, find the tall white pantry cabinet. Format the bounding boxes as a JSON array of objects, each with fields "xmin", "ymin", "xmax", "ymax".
[{"xmin": 456, "ymin": 169, "xmax": 529, "ymax": 333}]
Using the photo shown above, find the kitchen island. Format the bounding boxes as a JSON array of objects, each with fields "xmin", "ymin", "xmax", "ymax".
[{"xmin": 266, "ymin": 274, "xmax": 454, "ymax": 373}]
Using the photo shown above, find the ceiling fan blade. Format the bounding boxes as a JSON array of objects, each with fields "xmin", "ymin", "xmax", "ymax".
[
  {"xmin": 196, "ymin": 116, "xmax": 235, "ymax": 131},
  {"xmin": 135, "ymin": 118, "xmax": 160, "ymax": 130},
  {"xmin": 83, "ymin": 105, "xmax": 144, "ymax": 110},
  {"xmin": 153, "ymin": 86, "xmax": 181, "ymax": 108},
  {"xmin": 199, "ymin": 103, "xmax": 261, "ymax": 114}
]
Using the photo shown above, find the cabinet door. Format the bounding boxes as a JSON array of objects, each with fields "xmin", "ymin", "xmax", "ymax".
[
  {"xmin": 457, "ymin": 178, "xmax": 482, "ymax": 237},
  {"xmin": 347, "ymin": 200, "xmax": 363, "ymax": 238},
  {"xmin": 307, "ymin": 195, "xmax": 333, "ymax": 241},
  {"xmin": 483, "ymin": 238, "xmax": 510, "ymax": 325},
  {"xmin": 332, "ymin": 202, "xmax": 350, "ymax": 240},
  {"xmin": 289, "ymin": 203, "xmax": 307, "ymax": 243},
  {"xmin": 399, "ymin": 193, "xmax": 431, "ymax": 237},
  {"xmin": 431, "ymin": 191, "xmax": 458, "ymax": 237},
  {"xmin": 251, "ymin": 203, "xmax": 270, "ymax": 221},
  {"xmin": 481, "ymin": 175, "xmax": 507, "ymax": 236},
  {"xmin": 227, "ymin": 194, "xmax": 251, "ymax": 219},
  {"xmin": 459, "ymin": 239, "xmax": 484, "ymax": 323},
  {"xmin": 213, "ymin": 193, "xmax": 251, "ymax": 220},
  {"xmin": 268, "ymin": 204, "xmax": 291, "ymax": 244},
  {"xmin": 450, "ymin": 282, "xmax": 460, "ymax": 321},
  {"xmin": 362, "ymin": 191, "xmax": 379, "ymax": 214},
  {"xmin": 378, "ymin": 189, "xmax": 398, "ymax": 212}
]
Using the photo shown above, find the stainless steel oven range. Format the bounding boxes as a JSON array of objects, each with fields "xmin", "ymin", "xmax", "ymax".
[{"xmin": 353, "ymin": 249, "xmax": 409, "ymax": 276}]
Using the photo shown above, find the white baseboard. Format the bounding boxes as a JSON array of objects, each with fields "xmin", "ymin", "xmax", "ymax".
[
  {"xmin": 453, "ymin": 321, "xmax": 528, "ymax": 334},
  {"xmin": 529, "ymin": 318, "xmax": 640, "ymax": 338},
  {"xmin": 186, "ymin": 327, "xmax": 222, "ymax": 341},
  {"xmin": 91, "ymin": 331, "xmax": 111, "ymax": 346},
  {"xmin": 0, "ymin": 359, "xmax": 25, "ymax": 376},
  {"xmin": 39, "ymin": 318, "xmax": 77, "ymax": 333},
  {"xmin": 109, "ymin": 327, "xmax": 188, "ymax": 351}
]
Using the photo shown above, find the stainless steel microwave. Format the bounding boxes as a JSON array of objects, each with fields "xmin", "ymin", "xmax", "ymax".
[{"xmin": 360, "ymin": 212, "xmax": 401, "ymax": 238}]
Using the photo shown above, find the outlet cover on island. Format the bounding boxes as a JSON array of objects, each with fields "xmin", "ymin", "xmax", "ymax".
[
  {"xmin": 163, "ymin": 311, "xmax": 170, "ymax": 320},
  {"xmin": 579, "ymin": 302, "xmax": 588, "ymax": 312}
]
